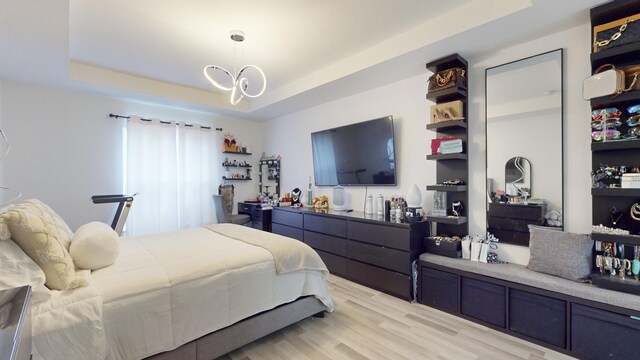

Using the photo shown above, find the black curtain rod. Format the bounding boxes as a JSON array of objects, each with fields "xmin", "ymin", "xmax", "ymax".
[{"xmin": 109, "ymin": 113, "xmax": 222, "ymax": 131}]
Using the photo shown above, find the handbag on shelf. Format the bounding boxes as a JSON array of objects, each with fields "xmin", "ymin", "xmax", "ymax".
[
  {"xmin": 622, "ymin": 64, "xmax": 640, "ymax": 92},
  {"xmin": 593, "ymin": 13, "xmax": 640, "ymax": 53},
  {"xmin": 582, "ymin": 64, "xmax": 625, "ymax": 100},
  {"xmin": 428, "ymin": 68, "xmax": 466, "ymax": 94}
]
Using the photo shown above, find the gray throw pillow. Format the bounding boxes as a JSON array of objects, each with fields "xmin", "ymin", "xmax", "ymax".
[{"xmin": 527, "ymin": 225, "xmax": 593, "ymax": 282}]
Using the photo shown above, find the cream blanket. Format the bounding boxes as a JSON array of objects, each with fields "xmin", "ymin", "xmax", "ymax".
[{"xmin": 205, "ymin": 223, "xmax": 329, "ymax": 277}]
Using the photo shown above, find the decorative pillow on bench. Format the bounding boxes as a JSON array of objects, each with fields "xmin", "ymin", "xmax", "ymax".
[{"xmin": 527, "ymin": 225, "xmax": 593, "ymax": 282}]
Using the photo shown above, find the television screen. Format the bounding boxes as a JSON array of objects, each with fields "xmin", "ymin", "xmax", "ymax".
[{"xmin": 311, "ymin": 116, "xmax": 396, "ymax": 186}]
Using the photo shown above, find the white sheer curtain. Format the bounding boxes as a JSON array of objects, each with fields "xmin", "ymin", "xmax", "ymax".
[{"xmin": 126, "ymin": 116, "xmax": 218, "ymax": 236}]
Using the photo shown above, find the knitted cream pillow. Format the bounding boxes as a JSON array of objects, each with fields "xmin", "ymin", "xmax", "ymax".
[{"xmin": 0, "ymin": 199, "xmax": 87, "ymax": 290}]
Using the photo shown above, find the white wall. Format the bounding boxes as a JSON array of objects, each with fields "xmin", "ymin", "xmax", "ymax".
[
  {"xmin": 0, "ymin": 81, "xmax": 264, "ymax": 231},
  {"xmin": 263, "ymin": 75, "xmax": 437, "ymax": 214},
  {"xmin": 263, "ymin": 24, "xmax": 593, "ymax": 265}
]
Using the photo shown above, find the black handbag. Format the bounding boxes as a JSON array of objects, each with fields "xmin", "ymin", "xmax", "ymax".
[
  {"xmin": 425, "ymin": 236, "xmax": 462, "ymax": 258},
  {"xmin": 593, "ymin": 14, "xmax": 640, "ymax": 53}
]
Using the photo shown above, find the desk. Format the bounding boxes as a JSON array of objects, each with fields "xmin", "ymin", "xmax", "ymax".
[{"xmin": 238, "ymin": 202, "xmax": 272, "ymax": 232}]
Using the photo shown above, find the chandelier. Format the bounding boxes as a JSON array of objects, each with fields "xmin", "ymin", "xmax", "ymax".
[{"xmin": 203, "ymin": 30, "xmax": 267, "ymax": 105}]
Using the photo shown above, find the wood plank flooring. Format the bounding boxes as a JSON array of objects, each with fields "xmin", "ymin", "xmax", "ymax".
[{"xmin": 218, "ymin": 276, "xmax": 576, "ymax": 360}]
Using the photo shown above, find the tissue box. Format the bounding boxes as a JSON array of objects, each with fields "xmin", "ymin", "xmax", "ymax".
[{"xmin": 622, "ymin": 174, "xmax": 640, "ymax": 189}]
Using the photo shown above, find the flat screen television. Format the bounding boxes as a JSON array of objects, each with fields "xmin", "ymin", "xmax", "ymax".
[{"xmin": 311, "ymin": 115, "xmax": 396, "ymax": 186}]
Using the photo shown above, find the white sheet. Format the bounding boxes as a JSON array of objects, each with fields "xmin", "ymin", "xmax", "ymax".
[
  {"xmin": 31, "ymin": 277, "xmax": 106, "ymax": 360},
  {"xmin": 90, "ymin": 226, "xmax": 333, "ymax": 360}
]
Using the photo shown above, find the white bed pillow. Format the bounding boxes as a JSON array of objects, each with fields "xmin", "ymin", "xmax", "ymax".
[
  {"xmin": 0, "ymin": 238, "xmax": 52, "ymax": 304},
  {"xmin": 70, "ymin": 222, "xmax": 120, "ymax": 270},
  {"xmin": 0, "ymin": 199, "xmax": 87, "ymax": 290}
]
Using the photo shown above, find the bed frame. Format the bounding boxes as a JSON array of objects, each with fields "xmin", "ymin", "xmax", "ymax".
[{"xmin": 145, "ymin": 296, "xmax": 326, "ymax": 360}]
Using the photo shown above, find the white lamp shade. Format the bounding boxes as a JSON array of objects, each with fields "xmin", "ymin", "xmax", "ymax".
[{"xmin": 407, "ymin": 184, "xmax": 422, "ymax": 208}]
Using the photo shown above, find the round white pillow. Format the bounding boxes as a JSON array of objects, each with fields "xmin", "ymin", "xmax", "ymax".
[{"xmin": 70, "ymin": 222, "xmax": 120, "ymax": 270}]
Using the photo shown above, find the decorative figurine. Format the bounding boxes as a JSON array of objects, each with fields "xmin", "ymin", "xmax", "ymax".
[
  {"xmin": 291, "ymin": 188, "xmax": 302, "ymax": 207},
  {"xmin": 312, "ymin": 195, "xmax": 329, "ymax": 209}
]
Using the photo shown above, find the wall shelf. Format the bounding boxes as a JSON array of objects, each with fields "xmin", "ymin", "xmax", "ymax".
[
  {"xmin": 591, "ymin": 188, "xmax": 640, "ymax": 196},
  {"xmin": 590, "ymin": 90, "xmax": 640, "ymax": 108},
  {"xmin": 424, "ymin": 53, "xmax": 469, "ymax": 237},
  {"xmin": 425, "ymin": 215, "xmax": 467, "ymax": 225},
  {"xmin": 222, "ymin": 164, "xmax": 252, "ymax": 168},
  {"xmin": 426, "ymin": 120, "xmax": 467, "ymax": 131},
  {"xmin": 591, "ymin": 274, "xmax": 640, "ymax": 295},
  {"xmin": 222, "ymin": 177, "xmax": 252, "ymax": 181},
  {"xmin": 591, "ymin": 140, "xmax": 640, "ymax": 151},
  {"xmin": 223, "ymin": 151, "xmax": 253, "ymax": 155},
  {"xmin": 591, "ymin": 232, "xmax": 640, "ymax": 246},
  {"xmin": 426, "ymin": 185, "xmax": 467, "ymax": 192},
  {"xmin": 426, "ymin": 153, "xmax": 467, "ymax": 161}
]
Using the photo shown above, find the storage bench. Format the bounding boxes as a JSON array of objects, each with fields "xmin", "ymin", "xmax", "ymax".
[{"xmin": 419, "ymin": 253, "xmax": 640, "ymax": 360}]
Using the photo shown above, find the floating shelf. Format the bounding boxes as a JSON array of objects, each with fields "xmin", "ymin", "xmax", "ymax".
[
  {"xmin": 222, "ymin": 163, "xmax": 253, "ymax": 168},
  {"xmin": 426, "ymin": 120, "xmax": 467, "ymax": 131},
  {"xmin": 591, "ymin": 274, "xmax": 640, "ymax": 295},
  {"xmin": 426, "ymin": 185, "xmax": 467, "ymax": 192},
  {"xmin": 223, "ymin": 151, "xmax": 253, "ymax": 155},
  {"xmin": 591, "ymin": 188, "xmax": 640, "ymax": 196},
  {"xmin": 426, "ymin": 215, "xmax": 467, "ymax": 225},
  {"xmin": 591, "ymin": 232, "xmax": 640, "ymax": 246},
  {"xmin": 590, "ymin": 90, "xmax": 640, "ymax": 108},
  {"xmin": 222, "ymin": 177, "xmax": 252, "ymax": 181},
  {"xmin": 427, "ymin": 153, "xmax": 467, "ymax": 160},
  {"xmin": 426, "ymin": 87, "xmax": 468, "ymax": 103},
  {"xmin": 591, "ymin": 140, "xmax": 640, "ymax": 151},
  {"xmin": 591, "ymin": 42, "xmax": 640, "ymax": 69}
]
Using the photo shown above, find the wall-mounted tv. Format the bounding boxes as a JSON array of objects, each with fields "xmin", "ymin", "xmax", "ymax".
[{"xmin": 311, "ymin": 115, "xmax": 396, "ymax": 186}]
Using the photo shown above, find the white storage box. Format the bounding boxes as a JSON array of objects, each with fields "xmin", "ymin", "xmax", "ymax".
[{"xmin": 621, "ymin": 174, "xmax": 640, "ymax": 189}]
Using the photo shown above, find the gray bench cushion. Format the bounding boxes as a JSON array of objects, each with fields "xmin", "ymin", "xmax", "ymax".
[{"xmin": 420, "ymin": 253, "xmax": 640, "ymax": 312}]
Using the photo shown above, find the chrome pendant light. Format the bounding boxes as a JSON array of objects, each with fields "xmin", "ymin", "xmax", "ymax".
[{"xmin": 203, "ymin": 30, "xmax": 267, "ymax": 105}]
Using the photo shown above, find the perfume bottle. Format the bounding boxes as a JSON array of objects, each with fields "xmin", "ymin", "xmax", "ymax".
[
  {"xmin": 376, "ymin": 194, "xmax": 384, "ymax": 215},
  {"xmin": 365, "ymin": 193, "xmax": 373, "ymax": 214}
]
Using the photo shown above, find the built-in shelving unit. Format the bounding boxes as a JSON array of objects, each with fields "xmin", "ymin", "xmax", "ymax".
[
  {"xmin": 589, "ymin": 0, "xmax": 640, "ymax": 295},
  {"xmin": 424, "ymin": 53, "xmax": 469, "ymax": 237}
]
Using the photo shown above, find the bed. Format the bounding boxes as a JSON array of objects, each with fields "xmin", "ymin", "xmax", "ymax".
[{"xmin": 0, "ymin": 201, "xmax": 333, "ymax": 360}]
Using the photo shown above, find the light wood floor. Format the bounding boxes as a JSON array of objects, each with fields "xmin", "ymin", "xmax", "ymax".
[{"xmin": 219, "ymin": 276, "xmax": 576, "ymax": 360}]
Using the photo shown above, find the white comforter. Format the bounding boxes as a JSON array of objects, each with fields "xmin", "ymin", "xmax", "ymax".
[{"xmin": 32, "ymin": 226, "xmax": 333, "ymax": 360}]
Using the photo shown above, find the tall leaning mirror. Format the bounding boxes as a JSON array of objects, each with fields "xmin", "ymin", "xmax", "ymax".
[{"xmin": 486, "ymin": 49, "xmax": 563, "ymax": 246}]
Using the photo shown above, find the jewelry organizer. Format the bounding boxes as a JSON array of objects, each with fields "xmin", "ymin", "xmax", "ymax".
[
  {"xmin": 590, "ymin": 0, "xmax": 640, "ymax": 295},
  {"xmin": 424, "ymin": 54, "xmax": 469, "ymax": 238}
]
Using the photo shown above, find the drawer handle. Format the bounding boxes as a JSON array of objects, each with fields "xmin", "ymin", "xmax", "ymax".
[{"xmin": 631, "ymin": 316, "xmax": 640, "ymax": 321}]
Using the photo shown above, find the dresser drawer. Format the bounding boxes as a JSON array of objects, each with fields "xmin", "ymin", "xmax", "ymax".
[
  {"xmin": 488, "ymin": 204, "xmax": 545, "ymax": 220},
  {"xmin": 304, "ymin": 214, "xmax": 347, "ymax": 238},
  {"xmin": 347, "ymin": 260, "xmax": 410, "ymax": 299},
  {"xmin": 347, "ymin": 241, "xmax": 410, "ymax": 274},
  {"xmin": 272, "ymin": 223, "xmax": 303, "ymax": 241},
  {"xmin": 488, "ymin": 217, "xmax": 543, "ymax": 232},
  {"xmin": 509, "ymin": 289, "xmax": 566, "ymax": 349},
  {"xmin": 348, "ymin": 221, "xmax": 409, "ymax": 251},
  {"xmin": 316, "ymin": 250, "xmax": 347, "ymax": 277},
  {"xmin": 272, "ymin": 209, "xmax": 303, "ymax": 228},
  {"xmin": 304, "ymin": 230, "xmax": 347, "ymax": 257},
  {"xmin": 238, "ymin": 202, "xmax": 253, "ymax": 214}
]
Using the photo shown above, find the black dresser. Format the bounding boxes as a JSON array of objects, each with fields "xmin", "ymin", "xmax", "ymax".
[
  {"xmin": 271, "ymin": 207, "xmax": 428, "ymax": 300},
  {"xmin": 238, "ymin": 202, "xmax": 272, "ymax": 232},
  {"xmin": 487, "ymin": 203, "xmax": 546, "ymax": 246}
]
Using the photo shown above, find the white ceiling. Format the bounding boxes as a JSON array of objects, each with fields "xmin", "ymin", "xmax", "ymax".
[{"xmin": 0, "ymin": 0, "xmax": 608, "ymax": 120}]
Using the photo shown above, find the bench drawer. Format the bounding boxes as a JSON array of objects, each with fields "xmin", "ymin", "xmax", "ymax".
[
  {"xmin": 420, "ymin": 267, "xmax": 458, "ymax": 313},
  {"xmin": 571, "ymin": 304, "xmax": 640, "ymax": 360},
  {"xmin": 348, "ymin": 221, "xmax": 409, "ymax": 251},
  {"xmin": 461, "ymin": 277, "xmax": 506, "ymax": 328},
  {"xmin": 272, "ymin": 209, "xmax": 303, "ymax": 228},
  {"xmin": 509, "ymin": 289, "xmax": 566, "ymax": 348},
  {"xmin": 304, "ymin": 214, "xmax": 347, "ymax": 238}
]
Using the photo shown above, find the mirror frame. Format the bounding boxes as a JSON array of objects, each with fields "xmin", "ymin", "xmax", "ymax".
[{"xmin": 485, "ymin": 48, "xmax": 564, "ymax": 246}]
